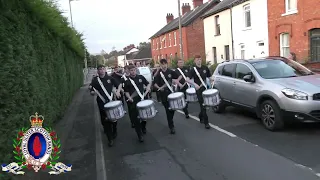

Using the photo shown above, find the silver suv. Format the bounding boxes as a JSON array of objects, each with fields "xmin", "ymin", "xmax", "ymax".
[{"xmin": 212, "ymin": 57, "xmax": 320, "ymax": 131}]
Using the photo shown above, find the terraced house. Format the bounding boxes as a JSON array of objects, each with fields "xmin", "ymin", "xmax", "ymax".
[{"xmin": 149, "ymin": 0, "xmax": 219, "ymax": 63}]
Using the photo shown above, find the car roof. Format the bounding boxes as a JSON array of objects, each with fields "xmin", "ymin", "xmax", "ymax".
[{"xmin": 219, "ymin": 56, "xmax": 289, "ymax": 65}]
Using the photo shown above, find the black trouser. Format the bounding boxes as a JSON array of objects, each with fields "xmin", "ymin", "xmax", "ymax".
[
  {"xmin": 178, "ymin": 86, "xmax": 189, "ymax": 115},
  {"xmin": 127, "ymin": 97, "xmax": 146, "ymax": 138},
  {"xmin": 160, "ymin": 90, "xmax": 175, "ymax": 129},
  {"xmin": 196, "ymin": 86, "xmax": 209, "ymax": 125},
  {"xmin": 97, "ymin": 100, "xmax": 117, "ymax": 142}
]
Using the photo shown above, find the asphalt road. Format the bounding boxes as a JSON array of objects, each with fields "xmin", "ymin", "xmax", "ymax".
[{"xmin": 9, "ymin": 70, "xmax": 320, "ymax": 180}]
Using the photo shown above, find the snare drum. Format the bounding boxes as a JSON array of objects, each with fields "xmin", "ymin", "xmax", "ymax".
[
  {"xmin": 186, "ymin": 88, "xmax": 198, "ymax": 102},
  {"xmin": 104, "ymin": 101, "xmax": 125, "ymax": 121},
  {"xmin": 136, "ymin": 100, "xmax": 157, "ymax": 120},
  {"xmin": 202, "ymin": 89, "xmax": 220, "ymax": 106},
  {"xmin": 167, "ymin": 92, "xmax": 186, "ymax": 110}
]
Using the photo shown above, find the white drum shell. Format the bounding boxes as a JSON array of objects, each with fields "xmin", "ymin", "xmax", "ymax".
[
  {"xmin": 137, "ymin": 100, "xmax": 156, "ymax": 120},
  {"xmin": 186, "ymin": 88, "xmax": 198, "ymax": 102},
  {"xmin": 104, "ymin": 101, "xmax": 125, "ymax": 121},
  {"xmin": 168, "ymin": 93, "xmax": 186, "ymax": 110},
  {"xmin": 202, "ymin": 89, "xmax": 220, "ymax": 106}
]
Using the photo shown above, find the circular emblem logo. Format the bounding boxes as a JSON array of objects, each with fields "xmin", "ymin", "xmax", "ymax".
[
  {"xmin": 21, "ymin": 127, "xmax": 53, "ymax": 166},
  {"xmin": 107, "ymin": 79, "xmax": 111, "ymax": 83},
  {"xmin": 168, "ymin": 74, "xmax": 171, "ymax": 78},
  {"xmin": 185, "ymin": 69, "xmax": 188, "ymax": 72},
  {"xmin": 139, "ymin": 79, "xmax": 142, "ymax": 82},
  {"xmin": 203, "ymin": 70, "xmax": 206, "ymax": 73}
]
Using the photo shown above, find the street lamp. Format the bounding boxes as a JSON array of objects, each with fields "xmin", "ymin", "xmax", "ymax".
[
  {"xmin": 69, "ymin": 0, "xmax": 78, "ymax": 27},
  {"xmin": 177, "ymin": 0, "xmax": 183, "ymax": 60}
]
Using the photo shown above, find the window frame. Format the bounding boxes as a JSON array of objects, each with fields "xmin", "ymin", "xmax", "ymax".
[
  {"xmin": 221, "ymin": 64, "xmax": 236, "ymax": 78},
  {"xmin": 280, "ymin": 33, "xmax": 290, "ymax": 58},
  {"xmin": 169, "ymin": 34, "xmax": 172, "ymax": 47},
  {"xmin": 243, "ymin": 4, "xmax": 251, "ymax": 29},
  {"xmin": 235, "ymin": 63, "xmax": 252, "ymax": 80},
  {"xmin": 174, "ymin": 32, "xmax": 177, "ymax": 46},
  {"xmin": 285, "ymin": 0, "xmax": 297, "ymax": 14},
  {"xmin": 240, "ymin": 44, "xmax": 245, "ymax": 59},
  {"xmin": 215, "ymin": 15, "xmax": 220, "ymax": 35}
]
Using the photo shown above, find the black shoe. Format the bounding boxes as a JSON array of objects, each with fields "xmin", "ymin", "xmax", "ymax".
[
  {"xmin": 131, "ymin": 123, "xmax": 135, "ymax": 128},
  {"xmin": 170, "ymin": 128, "xmax": 176, "ymax": 134},
  {"xmin": 138, "ymin": 136, "xmax": 144, "ymax": 143},
  {"xmin": 185, "ymin": 114, "xmax": 190, "ymax": 119},
  {"xmin": 205, "ymin": 124, "xmax": 210, "ymax": 129},
  {"xmin": 108, "ymin": 140, "xmax": 114, "ymax": 147},
  {"xmin": 142, "ymin": 128, "xmax": 146, "ymax": 134}
]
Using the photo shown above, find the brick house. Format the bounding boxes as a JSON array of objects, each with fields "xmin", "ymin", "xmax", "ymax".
[
  {"xmin": 149, "ymin": 0, "xmax": 219, "ymax": 63},
  {"xmin": 268, "ymin": 0, "xmax": 320, "ymax": 70}
]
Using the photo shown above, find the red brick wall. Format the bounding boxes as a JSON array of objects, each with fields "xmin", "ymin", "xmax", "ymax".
[
  {"xmin": 150, "ymin": 28, "xmax": 188, "ymax": 64},
  {"xmin": 268, "ymin": 0, "xmax": 320, "ymax": 68},
  {"xmin": 185, "ymin": 17, "xmax": 206, "ymax": 60}
]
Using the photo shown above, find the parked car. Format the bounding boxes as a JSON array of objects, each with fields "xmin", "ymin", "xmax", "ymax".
[
  {"xmin": 137, "ymin": 67, "xmax": 152, "ymax": 83},
  {"xmin": 212, "ymin": 57, "xmax": 320, "ymax": 131}
]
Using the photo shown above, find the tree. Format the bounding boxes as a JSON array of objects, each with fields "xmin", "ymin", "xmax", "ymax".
[
  {"xmin": 97, "ymin": 55, "xmax": 105, "ymax": 65},
  {"xmin": 137, "ymin": 42, "xmax": 151, "ymax": 49}
]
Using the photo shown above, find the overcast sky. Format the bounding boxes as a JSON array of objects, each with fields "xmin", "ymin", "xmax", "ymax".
[{"xmin": 57, "ymin": 0, "xmax": 209, "ymax": 54}]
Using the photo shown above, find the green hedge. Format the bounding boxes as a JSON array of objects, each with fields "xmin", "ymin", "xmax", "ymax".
[{"xmin": 0, "ymin": 1, "xmax": 85, "ymax": 178}]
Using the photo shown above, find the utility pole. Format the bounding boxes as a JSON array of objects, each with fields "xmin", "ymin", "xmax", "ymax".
[
  {"xmin": 178, "ymin": 0, "xmax": 184, "ymax": 60},
  {"xmin": 69, "ymin": 0, "xmax": 74, "ymax": 27}
]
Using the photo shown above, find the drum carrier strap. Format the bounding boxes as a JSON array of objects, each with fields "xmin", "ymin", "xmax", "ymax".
[
  {"xmin": 177, "ymin": 68, "xmax": 190, "ymax": 88},
  {"xmin": 193, "ymin": 67, "xmax": 208, "ymax": 90},
  {"xmin": 97, "ymin": 77, "xmax": 114, "ymax": 101},
  {"xmin": 160, "ymin": 71, "xmax": 174, "ymax": 93},
  {"xmin": 92, "ymin": 87, "xmax": 106, "ymax": 103},
  {"xmin": 128, "ymin": 77, "xmax": 145, "ymax": 100}
]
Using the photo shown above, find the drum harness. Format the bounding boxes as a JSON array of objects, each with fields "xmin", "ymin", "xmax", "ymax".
[
  {"xmin": 92, "ymin": 77, "xmax": 114, "ymax": 104},
  {"xmin": 128, "ymin": 77, "xmax": 145, "ymax": 100},
  {"xmin": 177, "ymin": 68, "xmax": 191, "ymax": 89},
  {"xmin": 160, "ymin": 72, "xmax": 174, "ymax": 93},
  {"xmin": 193, "ymin": 67, "xmax": 208, "ymax": 90}
]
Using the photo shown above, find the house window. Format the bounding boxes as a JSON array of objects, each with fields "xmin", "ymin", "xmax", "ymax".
[
  {"xmin": 165, "ymin": 54, "xmax": 168, "ymax": 59},
  {"xmin": 160, "ymin": 40, "xmax": 162, "ymax": 49},
  {"xmin": 161, "ymin": 54, "xmax": 164, "ymax": 59},
  {"xmin": 164, "ymin": 39, "xmax": 166, "ymax": 48},
  {"xmin": 240, "ymin": 44, "xmax": 245, "ymax": 59},
  {"xmin": 215, "ymin": 15, "xmax": 220, "ymax": 35},
  {"xmin": 285, "ymin": 0, "xmax": 297, "ymax": 13},
  {"xmin": 156, "ymin": 39, "xmax": 159, "ymax": 49},
  {"xmin": 175, "ymin": 52, "xmax": 178, "ymax": 58},
  {"xmin": 174, "ymin": 32, "xmax": 177, "ymax": 46},
  {"xmin": 280, "ymin": 33, "xmax": 290, "ymax": 58},
  {"xmin": 243, "ymin": 4, "xmax": 251, "ymax": 28},
  {"xmin": 310, "ymin": 28, "xmax": 320, "ymax": 62},
  {"xmin": 212, "ymin": 47, "xmax": 217, "ymax": 64},
  {"xmin": 225, "ymin": 45, "xmax": 230, "ymax": 60},
  {"xmin": 158, "ymin": 55, "xmax": 160, "ymax": 60},
  {"xmin": 169, "ymin": 34, "xmax": 172, "ymax": 47},
  {"xmin": 170, "ymin": 53, "xmax": 173, "ymax": 59},
  {"xmin": 153, "ymin": 40, "xmax": 155, "ymax": 50}
]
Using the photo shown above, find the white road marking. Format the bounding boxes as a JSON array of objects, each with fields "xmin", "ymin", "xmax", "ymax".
[
  {"xmin": 94, "ymin": 97, "xmax": 107, "ymax": 180},
  {"xmin": 176, "ymin": 110, "xmax": 237, "ymax": 137},
  {"xmin": 152, "ymin": 98, "xmax": 320, "ymax": 177}
]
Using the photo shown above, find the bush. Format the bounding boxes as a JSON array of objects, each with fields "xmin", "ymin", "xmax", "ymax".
[
  {"xmin": 209, "ymin": 63, "xmax": 219, "ymax": 74},
  {"xmin": 0, "ymin": 1, "xmax": 85, "ymax": 178}
]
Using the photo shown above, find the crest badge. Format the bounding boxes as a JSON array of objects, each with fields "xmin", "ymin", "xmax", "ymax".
[
  {"xmin": 139, "ymin": 79, "xmax": 142, "ymax": 82},
  {"xmin": 203, "ymin": 70, "xmax": 206, "ymax": 73},
  {"xmin": 107, "ymin": 79, "xmax": 111, "ymax": 83},
  {"xmin": 1, "ymin": 113, "xmax": 72, "ymax": 175},
  {"xmin": 168, "ymin": 74, "xmax": 172, "ymax": 78},
  {"xmin": 185, "ymin": 69, "xmax": 188, "ymax": 72}
]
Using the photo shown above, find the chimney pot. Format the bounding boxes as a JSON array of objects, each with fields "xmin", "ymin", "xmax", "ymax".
[
  {"xmin": 166, "ymin": 13, "xmax": 174, "ymax": 24},
  {"xmin": 182, "ymin": 3, "xmax": 191, "ymax": 15}
]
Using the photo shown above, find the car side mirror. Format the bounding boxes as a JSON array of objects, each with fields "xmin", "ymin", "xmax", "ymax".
[{"xmin": 243, "ymin": 75, "xmax": 255, "ymax": 82}]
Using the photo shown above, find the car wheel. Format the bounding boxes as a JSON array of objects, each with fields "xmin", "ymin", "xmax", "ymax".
[{"xmin": 260, "ymin": 100, "xmax": 284, "ymax": 131}]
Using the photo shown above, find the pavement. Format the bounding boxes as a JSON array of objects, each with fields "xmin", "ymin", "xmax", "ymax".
[{"xmin": 7, "ymin": 69, "xmax": 320, "ymax": 180}]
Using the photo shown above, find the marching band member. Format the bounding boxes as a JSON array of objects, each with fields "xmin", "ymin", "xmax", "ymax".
[
  {"xmin": 121, "ymin": 65, "xmax": 135, "ymax": 128},
  {"xmin": 112, "ymin": 66, "xmax": 124, "ymax": 103},
  {"xmin": 152, "ymin": 64, "xmax": 161, "ymax": 102},
  {"xmin": 154, "ymin": 59, "xmax": 182, "ymax": 134},
  {"xmin": 187, "ymin": 55, "xmax": 212, "ymax": 129},
  {"xmin": 124, "ymin": 65, "xmax": 152, "ymax": 142},
  {"xmin": 90, "ymin": 65, "xmax": 122, "ymax": 147},
  {"xmin": 175, "ymin": 59, "xmax": 190, "ymax": 118}
]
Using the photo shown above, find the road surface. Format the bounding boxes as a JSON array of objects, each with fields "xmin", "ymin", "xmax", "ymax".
[{"xmin": 10, "ymin": 69, "xmax": 320, "ymax": 180}]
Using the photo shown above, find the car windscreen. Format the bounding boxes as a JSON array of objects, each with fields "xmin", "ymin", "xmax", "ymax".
[
  {"xmin": 137, "ymin": 68, "xmax": 151, "ymax": 75},
  {"xmin": 251, "ymin": 59, "xmax": 313, "ymax": 79}
]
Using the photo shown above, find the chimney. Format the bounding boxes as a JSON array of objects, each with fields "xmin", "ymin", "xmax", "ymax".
[
  {"xmin": 182, "ymin": 3, "xmax": 191, "ymax": 15},
  {"xmin": 192, "ymin": 0, "xmax": 203, "ymax": 8},
  {"xmin": 166, "ymin": 13, "xmax": 174, "ymax": 24}
]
